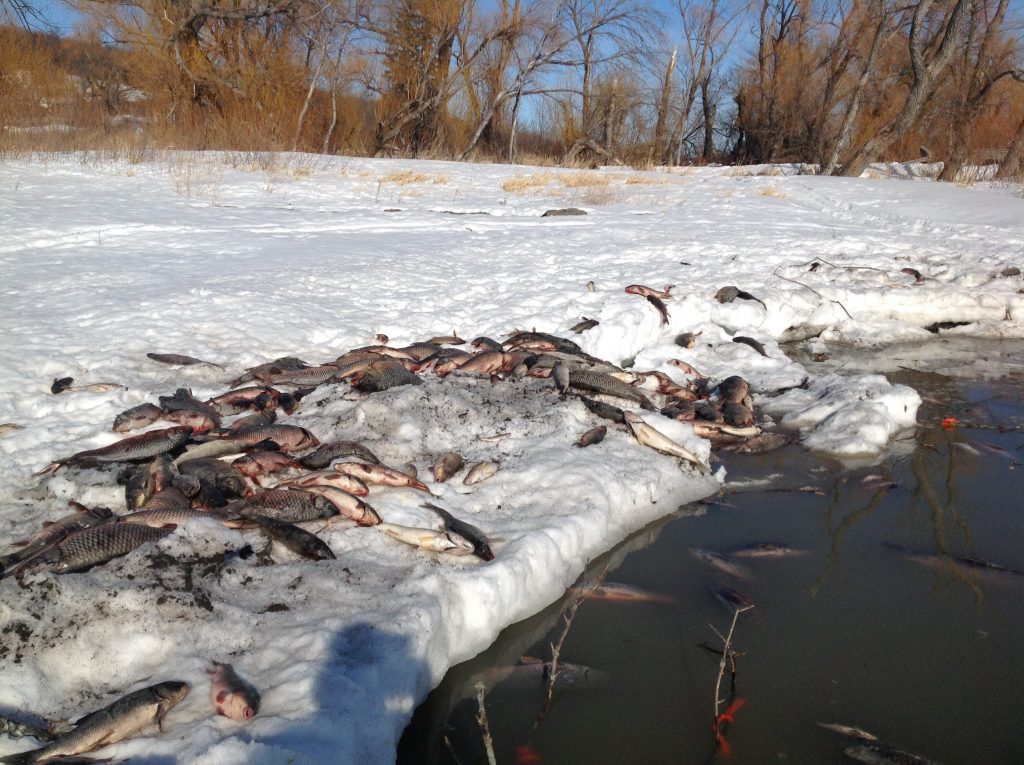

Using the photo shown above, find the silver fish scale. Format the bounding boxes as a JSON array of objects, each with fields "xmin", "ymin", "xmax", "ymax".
[
  {"xmin": 69, "ymin": 427, "xmax": 193, "ymax": 464},
  {"xmin": 27, "ymin": 523, "xmax": 174, "ymax": 575},
  {"xmin": 230, "ymin": 425, "xmax": 313, "ymax": 448},
  {"xmin": 264, "ymin": 366, "xmax": 339, "ymax": 386},
  {"xmin": 356, "ymin": 363, "xmax": 422, "ymax": 392},
  {"xmin": 568, "ymin": 371, "xmax": 654, "ymax": 409},
  {"xmin": 231, "ymin": 489, "xmax": 336, "ymax": 522}
]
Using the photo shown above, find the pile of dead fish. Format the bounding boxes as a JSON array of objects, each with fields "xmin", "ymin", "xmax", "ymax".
[{"xmin": 1, "ymin": 285, "xmax": 788, "ymax": 761}]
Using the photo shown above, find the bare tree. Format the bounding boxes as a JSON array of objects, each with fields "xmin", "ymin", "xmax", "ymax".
[{"xmin": 840, "ymin": 0, "xmax": 973, "ymax": 177}]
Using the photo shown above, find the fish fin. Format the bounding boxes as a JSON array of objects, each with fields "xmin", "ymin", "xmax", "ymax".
[{"xmin": 33, "ymin": 462, "xmax": 64, "ymax": 477}]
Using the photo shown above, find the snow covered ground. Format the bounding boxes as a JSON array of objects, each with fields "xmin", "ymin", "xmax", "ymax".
[{"xmin": 1, "ymin": 154, "xmax": 1022, "ymax": 763}]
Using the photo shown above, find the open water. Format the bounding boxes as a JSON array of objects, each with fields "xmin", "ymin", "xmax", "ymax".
[{"xmin": 399, "ymin": 338, "xmax": 1024, "ymax": 765}]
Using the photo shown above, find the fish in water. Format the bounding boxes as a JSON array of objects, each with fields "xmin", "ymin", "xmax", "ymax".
[
  {"xmin": 732, "ymin": 336, "xmax": 769, "ymax": 357},
  {"xmin": 424, "ymin": 502, "xmax": 495, "ymax": 561},
  {"xmin": 713, "ymin": 585, "xmax": 756, "ymax": 613},
  {"xmin": 690, "ymin": 548, "xmax": 752, "ymax": 580},
  {"xmin": 624, "ymin": 412, "xmax": 707, "ymax": 472},
  {"xmin": 728, "ymin": 542, "xmax": 807, "ymax": 558},
  {"xmin": 573, "ymin": 582, "xmax": 675, "ymax": 604},
  {"xmin": 432, "ymin": 452, "xmax": 464, "ymax": 483},
  {"xmin": 844, "ymin": 742, "xmax": 945, "ymax": 765},
  {"xmin": 885, "ymin": 543, "xmax": 1024, "ymax": 582},
  {"xmin": 147, "ymin": 352, "xmax": 223, "ymax": 368},
  {"xmin": 476, "ymin": 656, "xmax": 607, "ymax": 690},
  {"xmin": 3, "ymin": 681, "xmax": 190, "ymax": 764},
  {"xmin": 208, "ymin": 663, "xmax": 261, "ymax": 721},
  {"xmin": 646, "ymin": 294, "xmax": 670, "ymax": 324},
  {"xmin": 376, "ymin": 522, "xmax": 475, "ymax": 555},
  {"xmin": 576, "ymin": 425, "xmax": 607, "ymax": 447}
]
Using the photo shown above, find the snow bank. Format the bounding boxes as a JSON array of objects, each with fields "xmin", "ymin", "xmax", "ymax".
[{"xmin": 1, "ymin": 154, "xmax": 1022, "ymax": 763}]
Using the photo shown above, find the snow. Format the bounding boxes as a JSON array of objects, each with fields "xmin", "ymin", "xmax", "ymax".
[{"xmin": 1, "ymin": 153, "xmax": 1022, "ymax": 763}]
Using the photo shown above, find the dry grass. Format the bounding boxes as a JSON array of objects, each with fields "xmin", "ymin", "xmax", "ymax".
[
  {"xmin": 561, "ymin": 171, "xmax": 609, "ymax": 188},
  {"xmin": 380, "ymin": 170, "xmax": 448, "ymax": 185},
  {"xmin": 756, "ymin": 183, "xmax": 786, "ymax": 198},
  {"xmin": 501, "ymin": 172, "xmax": 555, "ymax": 192},
  {"xmin": 624, "ymin": 174, "xmax": 668, "ymax": 185}
]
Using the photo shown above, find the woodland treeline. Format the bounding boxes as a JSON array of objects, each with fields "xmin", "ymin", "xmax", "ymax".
[{"xmin": 2, "ymin": 0, "xmax": 1023, "ymax": 177}]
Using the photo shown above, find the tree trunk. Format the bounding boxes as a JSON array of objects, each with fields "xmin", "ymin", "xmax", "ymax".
[
  {"xmin": 995, "ymin": 113, "xmax": 1024, "ymax": 180},
  {"xmin": 841, "ymin": 0, "xmax": 971, "ymax": 178},
  {"xmin": 653, "ymin": 48, "xmax": 676, "ymax": 165}
]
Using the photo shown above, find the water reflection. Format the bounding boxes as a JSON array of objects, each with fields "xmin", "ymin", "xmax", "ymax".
[{"xmin": 400, "ymin": 339, "xmax": 1024, "ymax": 765}]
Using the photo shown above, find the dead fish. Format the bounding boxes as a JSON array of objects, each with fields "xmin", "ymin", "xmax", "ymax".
[
  {"xmin": 352, "ymin": 360, "xmax": 422, "ymax": 392},
  {"xmin": 674, "ymin": 332, "xmax": 700, "ymax": 348},
  {"xmin": 427, "ymin": 333, "xmax": 466, "ymax": 345},
  {"xmin": 226, "ymin": 409, "xmax": 277, "ymax": 431},
  {"xmin": 579, "ymin": 396, "xmax": 626, "ymax": 424},
  {"xmin": 716, "ymin": 375, "xmax": 751, "ymax": 404},
  {"xmin": 722, "ymin": 402, "xmax": 755, "ymax": 427},
  {"xmin": 900, "ymin": 267, "xmax": 924, "ymax": 283},
  {"xmin": 217, "ymin": 425, "xmax": 318, "ymax": 452},
  {"xmin": 247, "ymin": 514, "xmax": 336, "ymax": 561},
  {"xmin": 257, "ymin": 365, "xmax": 340, "ymax": 387},
  {"xmin": 208, "ymin": 663, "xmax": 261, "ymax": 721},
  {"xmin": 454, "ymin": 351, "xmax": 506, "ymax": 375},
  {"xmin": 576, "ymin": 425, "xmax": 607, "ymax": 447},
  {"xmin": 715, "ymin": 285, "xmax": 767, "ymax": 309},
  {"xmin": 112, "ymin": 403, "xmax": 164, "ymax": 433},
  {"xmin": 624, "ymin": 412, "xmax": 707, "ymax": 472},
  {"xmin": 333, "ymin": 462, "xmax": 431, "ymax": 492},
  {"xmin": 646, "ymin": 294, "xmax": 670, "ymax": 325},
  {"xmin": 570, "ymin": 317, "xmax": 599, "ymax": 334},
  {"xmin": 231, "ymin": 489, "xmax": 338, "ymax": 523},
  {"xmin": 0, "ymin": 503, "xmax": 114, "ymax": 574},
  {"xmin": 732, "ymin": 336, "xmax": 769, "ymax": 357},
  {"xmin": 483, "ymin": 656, "xmax": 607, "ymax": 689},
  {"xmin": 376, "ymin": 522, "xmax": 475, "ymax": 555},
  {"xmin": 464, "ymin": 461, "xmax": 498, "ymax": 485},
  {"xmin": 625, "ymin": 284, "xmax": 673, "ymax": 300},
  {"xmin": 147, "ymin": 352, "xmax": 223, "ymax": 368},
  {"xmin": 298, "ymin": 485, "xmax": 381, "ymax": 526},
  {"xmin": 424, "ymin": 502, "xmax": 495, "ymax": 561},
  {"xmin": 0, "ymin": 423, "xmax": 26, "ymax": 437},
  {"xmin": 718, "ymin": 432, "xmax": 791, "ymax": 454},
  {"xmin": 51, "ymin": 377, "xmax": 125, "ymax": 394},
  {"xmin": 117, "ymin": 505, "xmax": 236, "ymax": 528},
  {"xmin": 729, "ymin": 542, "xmax": 807, "ymax": 558},
  {"xmin": 36, "ymin": 426, "xmax": 194, "ymax": 476},
  {"xmin": 173, "ymin": 439, "xmax": 243, "ymax": 467},
  {"xmin": 433, "ymin": 452, "xmax": 464, "ymax": 483},
  {"xmin": 844, "ymin": 742, "xmax": 945, "ymax": 765},
  {"xmin": 231, "ymin": 451, "xmax": 302, "ymax": 483},
  {"xmin": 227, "ymin": 356, "xmax": 309, "ymax": 388},
  {"xmin": 299, "ymin": 440, "xmax": 381, "ymax": 469},
  {"xmin": 690, "ymin": 548, "xmax": 752, "ymax": 580},
  {"xmin": 4, "ymin": 681, "xmax": 190, "ymax": 764},
  {"xmin": 177, "ymin": 457, "xmax": 248, "ymax": 499},
  {"xmin": 667, "ymin": 358, "xmax": 705, "ymax": 377},
  {"xmin": 551, "ymin": 361, "xmax": 571, "ymax": 395},
  {"xmin": 573, "ymin": 582, "xmax": 675, "ymax": 604},
  {"xmin": 886, "ymin": 543, "xmax": 1024, "ymax": 581},
  {"xmin": 713, "ymin": 586, "xmax": 755, "ymax": 612},
  {"xmin": 7, "ymin": 523, "xmax": 176, "ymax": 578},
  {"xmin": 586, "ymin": 280, "xmax": 596, "ymax": 292},
  {"xmin": 278, "ymin": 470, "xmax": 369, "ymax": 496},
  {"xmin": 569, "ymin": 370, "xmax": 654, "ymax": 410},
  {"xmin": 817, "ymin": 722, "xmax": 879, "ymax": 741},
  {"xmin": 162, "ymin": 408, "xmax": 221, "ymax": 433},
  {"xmin": 122, "ymin": 455, "xmax": 175, "ymax": 509},
  {"xmin": 208, "ymin": 386, "xmax": 280, "ymax": 415},
  {"xmin": 399, "ymin": 462, "xmax": 418, "ymax": 478},
  {"xmin": 159, "ymin": 388, "xmax": 220, "ymax": 420}
]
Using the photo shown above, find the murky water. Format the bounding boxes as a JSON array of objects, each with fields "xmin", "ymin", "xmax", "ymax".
[{"xmin": 399, "ymin": 339, "xmax": 1024, "ymax": 765}]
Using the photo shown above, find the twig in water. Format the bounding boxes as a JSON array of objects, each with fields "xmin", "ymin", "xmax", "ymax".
[
  {"xmin": 443, "ymin": 734, "xmax": 465, "ymax": 765},
  {"xmin": 475, "ymin": 682, "xmax": 497, "ymax": 765},
  {"xmin": 709, "ymin": 604, "xmax": 754, "ymax": 759}
]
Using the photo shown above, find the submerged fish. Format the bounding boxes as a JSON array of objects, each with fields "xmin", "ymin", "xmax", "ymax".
[
  {"xmin": 713, "ymin": 586, "xmax": 755, "ymax": 612},
  {"xmin": 728, "ymin": 542, "xmax": 807, "ymax": 558},
  {"xmin": 844, "ymin": 742, "xmax": 945, "ymax": 765},
  {"xmin": 573, "ymin": 582, "xmax": 675, "ymax": 604},
  {"xmin": 4, "ymin": 681, "xmax": 190, "ymax": 764},
  {"xmin": 208, "ymin": 663, "xmax": 261, "ymax": 721},
  {"xmin": 690, "ymin": 548, "xmax": 752, "ymax": 580}
]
